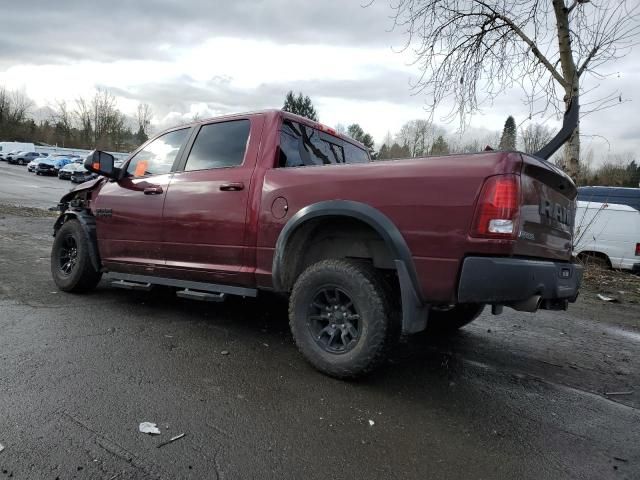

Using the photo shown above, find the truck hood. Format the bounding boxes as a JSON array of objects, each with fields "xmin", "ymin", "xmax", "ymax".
[{"xmin": 59, "ymin": 177, "xmax": 105, "ymax": 203}]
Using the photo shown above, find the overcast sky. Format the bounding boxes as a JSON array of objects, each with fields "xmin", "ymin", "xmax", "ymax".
[{"xmin": 1, "ymin": 0, "xmax": 638, "ymax": 160}]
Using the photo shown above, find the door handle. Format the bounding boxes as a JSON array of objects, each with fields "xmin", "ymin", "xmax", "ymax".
[
  {"xmin": 219, "ymin": 182, "xmax": 245, "ymax": 191},
  {"xmin": 143, "ymin": 186, "xmax": 163, "ymax": 195}
]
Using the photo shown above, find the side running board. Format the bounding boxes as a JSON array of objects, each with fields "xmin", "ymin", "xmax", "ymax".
[
  {"xmin": 111, "ymin": 279, "xmax": 152, "ymax": 291},
  {"xmin": 176, "ymin": 289, "xmax": 226, "ymax": 302},
  {"xmin": 106, "ymin": 272, "xmax": 258, "ymax": 299}
]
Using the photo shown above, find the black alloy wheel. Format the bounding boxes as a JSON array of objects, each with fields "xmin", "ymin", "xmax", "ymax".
[
  {"xmin": 307, "ymin": 286, "xmax": 361, "ymax": 354},
  {"xmin": 58, "ymin": 234, "xmax": 78, "ymax": 276}
]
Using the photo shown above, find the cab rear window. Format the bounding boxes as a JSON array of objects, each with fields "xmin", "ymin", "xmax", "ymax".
[{"xmin": 279, "ymin": 120, "xmax": 369, "ymax": 168}]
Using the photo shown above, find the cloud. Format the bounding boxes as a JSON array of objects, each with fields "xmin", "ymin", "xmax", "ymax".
[
  {"xmin": 0, "ymin": 0, "xmax": 401, "ymax": 66},
  {"xmin": 1, "ymin": 1, "xmax": 638, "ymax": 161}
]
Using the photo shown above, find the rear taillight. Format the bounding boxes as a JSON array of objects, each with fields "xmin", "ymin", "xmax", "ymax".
[
  {"xmin": 471, "ymin": 174, "xmax": 520, "ymax": 238},
  {"xmin": 635, "ymin": 243, "xmax": 640, "ymax": 257}
]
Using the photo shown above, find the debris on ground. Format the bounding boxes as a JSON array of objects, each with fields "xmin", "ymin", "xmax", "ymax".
[
  {"xmin": 139, "ymin": 422, "xmax": 161, "ymax": 435},
  {"xmin": 597, "ymin": 294, "xmax": 617, "ymax": 302},
  {"xmin": 582, "ymin": 264, "xmax": 640, "ymax": 304},
  {"xmin": 157, "ymin": 433, "xmax": 186, "ymax": 448},
  {"xmin": 0, "ymin": 203, "xmax": 58, "ymax": 217},
  {"xmin": 368, "ymin": 420, "xmax": 375, "ymax": 427}
]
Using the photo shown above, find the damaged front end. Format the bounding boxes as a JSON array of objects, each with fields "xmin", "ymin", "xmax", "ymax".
[{"xmin": 53, "ymin": 177, "xmax": 104, "ymax": 216}]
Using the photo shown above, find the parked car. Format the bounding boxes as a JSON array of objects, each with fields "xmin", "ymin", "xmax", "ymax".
[
  {"xmin": 574, "ymin": 201, "xmax": 640, "ymax": 272},
  {"xmin": 577, "ymin": 186, "xmax": 640, "ymax": 212},
  {"xmin": 58, "ymin": 162, "xmax": 86, "ymax": 180},
  {"xmin": 35, "ymin": 159, "xmax": 59, "ymax": 176},
  {"xmin": 27, "ymin": 158, "xmax": 40, "ymax": 172},
  {"xmin": 53, "ymin": 157, "xmax": 74, "ymax": 170},
  {"xmin": 4, "ymin": 150, "xmax": 26, "ymax": 163},
  {"xmin": 8, "ymin": 151, "xmax": 44, "ymax": 165},
  {"xmin": 70, "ymin": 169, "xmax": 98, "ymax": 183},
  {"xmin": 50, "ymin": 108, "xmax": 582, "ymax": 378}
]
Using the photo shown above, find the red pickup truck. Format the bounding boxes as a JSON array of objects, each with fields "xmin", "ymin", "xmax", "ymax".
[{"xmin": 51, "ymin": 107, "xmax": 582, "ymax": 378}]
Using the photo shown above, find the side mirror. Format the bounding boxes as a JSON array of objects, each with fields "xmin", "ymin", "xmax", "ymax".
[{"xmin": 85, "ymin": 150, "xmax": 116, "ymax": 178}]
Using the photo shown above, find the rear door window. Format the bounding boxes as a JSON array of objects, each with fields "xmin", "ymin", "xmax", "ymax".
[
  {"xmin": 279, "ymin": 120, "xmax": 369, "ymax": 168},
  {"xmin": 183, "ymin": 120, "xmax": 250, "ymax": 171},
  {"xmin": 344, "ymin": 142, "xmax": 370, "ymax": 164},
  {"xmin": 126, "ymin": 128, "xmax": 189, "ymax": 177}
]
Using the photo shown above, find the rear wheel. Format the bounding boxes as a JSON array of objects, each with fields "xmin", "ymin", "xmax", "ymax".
[
  {"xmin": 51, "ymin": 219, "xmax": 102, "ymax": 293},
  {"xmin": 426, "ymin": 304, "xmax": 485, "ymax": 335},
  {"xmin": 289, "ymin": 259, "xmax": 397, "ymax": 379}
]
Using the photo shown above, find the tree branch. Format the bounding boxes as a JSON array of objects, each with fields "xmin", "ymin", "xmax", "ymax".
[
  {"xmin": 474, "ymin": 1, "xmax": 569, "ymax": 88},
  {"xmin": 577, "ymin": 46, "xmax": 598, "ymax": 76}
]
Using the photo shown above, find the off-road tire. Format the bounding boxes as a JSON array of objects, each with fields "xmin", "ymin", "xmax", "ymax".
[
  {"xmin": 51, "ymin": 219, "xmax": 102, "ymax": 293},
  {"xmin": 289, "ymin": 259, "xmax": 396, "ymax": 379},
  {"xmin": 426, "ymin": 304, "xmax": 485, "ymax": 335}
]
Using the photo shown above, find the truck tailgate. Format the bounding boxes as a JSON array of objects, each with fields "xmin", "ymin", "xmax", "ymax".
[{"xmin": 515, "ymin": 155, "xmax": 577, "ymax": 261}]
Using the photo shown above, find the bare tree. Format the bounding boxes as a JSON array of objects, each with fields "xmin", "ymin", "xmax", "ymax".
[
  {"xmin": 52, "ymin": 99, "xmax": 74, "ymax": 147},
  {"xmin": 383, "ymin": 0, "xmax": 640, "ymax": 179},
  {"xmin": 136, "ymin": 102, "xmax": 153, "ymax": 144},
  {"xmin": 92, "ymin": 88, "xmax": 119, "ymax": 146},
  {"xmin": 0, "ymin": 86, "xmax": 10, "ymax": 126},
  {"xmin": 396, "ymin": 119, "xmax": 445, "ymax": 157},
  {"xmin": 7, "ymin": 88, "xmax": 33, "ymax": 124},
  {"xmin": 520, "ymin": 123, "xmax": 554, "ymax": 153},
  {"xmin": 74, "ymin": 97, "xmax": 93, "ymax": 146}
]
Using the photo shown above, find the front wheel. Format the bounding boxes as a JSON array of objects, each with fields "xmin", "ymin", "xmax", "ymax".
[
  {"xmin": 51, "ymin": 219, "xmax": 102, "ymax": 293},
  {"xmin": 289, "ymin": 259, "xmax": 397, "ymax": 379}
]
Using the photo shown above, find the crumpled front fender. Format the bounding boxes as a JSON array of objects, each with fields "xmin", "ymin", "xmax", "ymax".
[{"xmin": 59, "ymin": 177, "xmax": 105, "ymax": 204}]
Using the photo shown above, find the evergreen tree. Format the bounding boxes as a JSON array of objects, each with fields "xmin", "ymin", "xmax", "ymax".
[
  {"xmin": 377, "ymin": 143, "xmax": 390, "ymax": 160},
  {"xmin": 388, "ymin": 142, "xmax": 404, "ymax": 158},
  {"xmin": 430, "ymin": 135, "xmax": 450, "ymax": 155},
  {"xmin": 282, "ymin": 91, "xmax": 318, "ymax": 121},
  {"xmin": 499, "ymin": 116, "xmax": 517, "ymax": 150},
  {"xmin": 625, "ymin": 160, "xmax": 640, "ymax": 187},
  {"xmin": 346, "ymin": 123, "xmax": 375, "ymax": 151}
]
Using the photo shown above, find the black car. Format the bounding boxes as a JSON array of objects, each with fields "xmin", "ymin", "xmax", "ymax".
[
  {"xmin": 35, "ymin": 159, "xmax": 58, "ymax": 176},
  {"xmin": 8, "ymin": 151, "xmax": 44, "ymax": 165},
  {"xmin": 70, "ymin": 170, "xmax": 98, "ymax": 183}
]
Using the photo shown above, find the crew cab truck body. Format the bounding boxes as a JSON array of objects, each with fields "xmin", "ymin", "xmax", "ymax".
[{"xmin": 51, "ymin": 109, "xmax": 582, "ymax": 378}]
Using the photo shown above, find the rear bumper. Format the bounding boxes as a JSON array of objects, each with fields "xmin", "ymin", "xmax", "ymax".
[{"xmin": 458, "ymin": 256, "xmax": 582, "ymax": 305}]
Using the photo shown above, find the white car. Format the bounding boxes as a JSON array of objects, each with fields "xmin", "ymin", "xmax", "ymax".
[{"xmin": 574, "ymin": 201, "xmax": 640, "ymax": 272}]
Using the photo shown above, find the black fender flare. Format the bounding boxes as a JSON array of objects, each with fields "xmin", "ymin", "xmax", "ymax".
[
  {"xmin": 272, "ymin": 200, "xmax": 428, "ymax": 334},
  {"xmin": 53, "ymin": 210, "xmax": 101, "ymax": 272}
]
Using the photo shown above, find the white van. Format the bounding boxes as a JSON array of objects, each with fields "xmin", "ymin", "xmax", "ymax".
[
  {"xmin": 0, "ymin": 141, "xmax": 36, "ymax": 158},
  {"xmin": 574, "ymin": 201, "xmax": 640, "ymax": 272}
]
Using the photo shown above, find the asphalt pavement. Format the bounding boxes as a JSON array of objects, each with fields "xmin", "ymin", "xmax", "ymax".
[
  {"xmin": 0, "ymin": 160, "xmax": 71, "ymax": 209},
  {"xmin": 0, "ymin": 160, "xmax": 639, "ymax": 479}
]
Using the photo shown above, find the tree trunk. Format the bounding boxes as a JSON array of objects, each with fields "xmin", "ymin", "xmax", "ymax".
[
  {"xmin": 564, "ymin": 122, "xmax": 580, "ymax": 179},
  {"xmin": 552, "ymin": 0, "xmax": 580, "ymax": 180}
]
